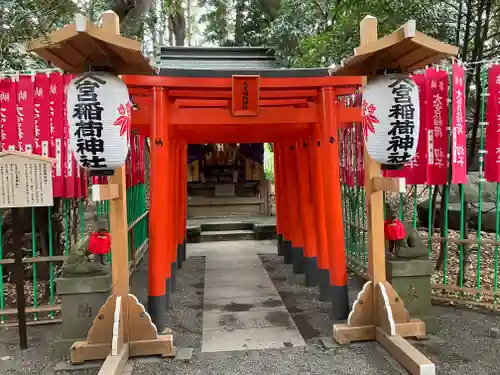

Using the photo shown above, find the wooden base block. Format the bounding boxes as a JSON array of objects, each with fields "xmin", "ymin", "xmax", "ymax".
[
  {"xmin": 333, "ymin": 319, "xmax": 426, "ymax": 345},
  {"xmin": 71, "ymin": 342, "xmax": 112, "ymax": 364},
  {"xmin": 129, "ymin": 336, "xmax": 176, "ymax": 357},
  {"xmin": 376, "ymin": 328, "xmax": 435, "ymax": 375},
  {"xmin": 71, "ymin": 336, "xmax": 176, "ymax": 364},
  {"xmin": 333, "ymin": 324, "xmax": 375, "ymax": 344},
  {"xmin": 70, "ymin": 293, "xmax": 176, "ymax": 364}
]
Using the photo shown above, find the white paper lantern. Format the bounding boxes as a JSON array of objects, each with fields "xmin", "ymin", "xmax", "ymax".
[
  {"xmin": 362, "ymin": 74, "xmax": 420, "ymax": 167},
  {"xmin": 67, "ymin": 72, "xmax": 131, "ymax": 174}
]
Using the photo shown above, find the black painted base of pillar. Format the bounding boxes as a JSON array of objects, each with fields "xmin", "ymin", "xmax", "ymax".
[
  {"xmin": 318, "ymin": 268, "xmax": 330, "ymax": 302},
  {"xmin": 292, "ymin": 247, "xmax": 305, "ymax": 274},
  {"xmin": 283, "ymin": 241, "xmax": 293, "ymax": 264},
  {"xmin": 330, "ymin": 284, "xmax": 350, "ymax": 321},
  {"xmin": 181, "ymin": 240, "xmax": 187, "ymax": 262},
  {"xmin": 148, "ymin": 295, "xmax": 166, "ymax": 332},
  {"xmin": 170, "ymin": 262, "xmax": 177, "ymax": 293},
  {"xmin": 165, "ymin": 277, "xmax": 171, "ymax": 310},
  {"xmin": 277, "ymin": 235, "xmax": 284, "ymax": 256},
  {"xmin": 305, "ymin": 257, "xmax": 319, "ymax": 286},
  {"xmin": 177, "ymin": 244, "xmax": 183, "ymax": 269}
]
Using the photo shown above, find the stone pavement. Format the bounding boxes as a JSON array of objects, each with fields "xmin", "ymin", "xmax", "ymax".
[
  {"xmin": 193, "ymin": 242, "xmax": 305, "ymax": 352},
  {"xmin": 2, "ymin": 239, "xmax": 500, "ymax": 375}
]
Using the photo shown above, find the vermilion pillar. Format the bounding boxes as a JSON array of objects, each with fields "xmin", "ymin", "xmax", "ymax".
[
  {"xmin": 177, "ymin": 141, "xmax": 187, "ymax": 268},
  {"xmin": 276, "ymin": 142, "xmax": 292, "ymax": 263},
  {"xmin": 319, "ymin": 87, "xmax": 349, "ymax": 320},
  {"xmin": 310, "ymin": 123, "xmax": 330, "ymax": 301},
  {"xmin": 273, "ymin": 142, "xmax": 284, "ymax": 256},
  {"xmin": 287, "ymin": 141, "xmax": 305, "ymax": 274},
  {"xmin": 164, "ymin": 133, "xmax": 175, "ymax": 309},
  {"xmin": 168, "ymin": 140, "xmax": 179, "ymax": 293},
  {"xmin": 296, "ymin": 138, "xmax": 318, "ymax": 286},
  {"xmin": 149, "ymin": 87, "xmax": 168, "ymax": 330},
  {"xmin": 181, "ymin": 142, "xmax": 188, "ymax": 263}
]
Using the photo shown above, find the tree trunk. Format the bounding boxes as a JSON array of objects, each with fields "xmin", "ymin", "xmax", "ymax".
[
  {"xmin": 169, "ymin": 7, "xmax": 186, "ymax": 46},
  {"xmin": 234, "ymin": 0, "xmax": 245, "ymax": 46}
]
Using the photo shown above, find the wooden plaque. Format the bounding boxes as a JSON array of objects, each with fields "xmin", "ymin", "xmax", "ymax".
[
  {"xmin": 232, "ymin": 75, "xmax": 260, "ymax": 116},
  {"xmin": 0, "ymin": 152, "xmax": 54, "ymax": 208}
]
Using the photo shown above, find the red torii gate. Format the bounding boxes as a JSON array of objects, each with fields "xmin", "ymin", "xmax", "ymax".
[{"xmin": 124, "ymin": 74, "xmax": 362, "ymax": 328}]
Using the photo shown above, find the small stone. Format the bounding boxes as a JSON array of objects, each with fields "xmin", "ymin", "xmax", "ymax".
[
  {"xmin": 319, "ymin": 336, "xmax": 340, "ymax": 349},
  {"xmin": 161, "ymin": 327, "xmax": 173, "ymax": 334},
  {"xmin": 175, "ymin": 347, "xmax": 193, "ymax": 362},
  {"xmin": 0, "ymin": 356, "xmax": 10, "ymax": 361},
  {"xmin": 489, "ymin": 326, "xmax": 500, "ymax": 339}
]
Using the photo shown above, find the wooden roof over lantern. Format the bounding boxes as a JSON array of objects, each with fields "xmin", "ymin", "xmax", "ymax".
[
  {"xmin": 331, "ymin": 19, "xmax": 459, "ymax": 76},
  {"xmin": 26, "ymin": 11, "xmax": 152, "ymax": 75}
]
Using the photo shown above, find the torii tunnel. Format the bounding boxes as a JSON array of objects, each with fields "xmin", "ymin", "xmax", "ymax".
[{"xmin": 124, "ymin": 71, "xmax": 363, "ymax": 330}]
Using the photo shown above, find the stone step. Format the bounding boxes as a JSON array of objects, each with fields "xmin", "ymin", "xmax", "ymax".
[
  {"xmin": 201, "ymin": 222, "xmax": 254, "ymax": 232},
  {"xmin": 200, "ymin": 230, "xmax": 255, "ymax": 242}
]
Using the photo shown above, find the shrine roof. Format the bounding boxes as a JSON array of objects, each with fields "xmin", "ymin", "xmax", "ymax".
[
  {"xmin": 331, "ymin": 20, "xmax": 458, "ymax": 76},
  {"xmin": 155, "ymin": 46, "xmax": 281, "ymax": 70},
  {"xmin": 155, "ymin": 46, "xmax": 331, "ymax": 77},
  {"xmin": 156, "ymin": 67, "xmax": 331, "ymax": 77}
]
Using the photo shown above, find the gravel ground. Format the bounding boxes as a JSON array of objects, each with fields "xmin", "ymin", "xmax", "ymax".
[{"xmin": 2, "ymin": 241, "xmax": 500, "ymax": 375}]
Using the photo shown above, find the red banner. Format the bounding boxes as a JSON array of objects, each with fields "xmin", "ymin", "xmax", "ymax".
[
  {"xmin": 485, "ymin": 65, "xmax": 500, "ymax": 182},
  {"xmin": 132, "ymin": 134, "xmax": 138, "ymax": 186},
  {"xmin": 63, "ymin": 74, "xmax": 76, "ymax": 198},
  {"xmin": 340, "ymin": 128, "xmax": 346, "ymax": 184},
  {"xmin": 138, "ymin": 136, "xmax": 145, "ymax": 184},
  {"xmin": 49, "ymin": 73, "xmax": 65, "ymax": 197},
  {"xmin": 0, "ymin": 78, "xmax": 17, "ymax": 151},
  {"xmin": 451, "ymin": 64, "xmax": 467, "ymax": 183},
  {"xmin": 355, "ymin": 123, "xmax": 365, "ymax": 186},
  {"xmin": 405, "ymin": 74, "xmax": 428, "ymax": 184},
  {"xmin": 34, "ymin": 74, "xmax": 50, "ymax": 157},
  {"xmin": 16, "ymin": 75, "xmax": 35, "ymax": 153},
  {"xmin": 426, "ymin": 69, "xmax": 449, "ymax": 185}
]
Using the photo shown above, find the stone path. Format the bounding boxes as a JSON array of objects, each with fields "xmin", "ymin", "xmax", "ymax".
[{"xmin": 190, "ymin": 241, "xmax": 305, "ymax": 353}]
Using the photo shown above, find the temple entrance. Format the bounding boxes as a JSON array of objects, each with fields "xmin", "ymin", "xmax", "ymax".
[{"xmin": 187, "ymin": 143, "xmax": 270, "ymax": 218}]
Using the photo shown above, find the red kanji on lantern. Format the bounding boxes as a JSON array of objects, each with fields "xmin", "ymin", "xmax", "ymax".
[
  {"xmin": 114, "ymin": 102, "xmax": 132, "ymax": 137},
  {"xmin": 362, "ymin": 100, "xmax": 379, "ymax": 139}
]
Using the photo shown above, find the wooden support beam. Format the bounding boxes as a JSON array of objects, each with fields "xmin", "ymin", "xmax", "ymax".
[
  {"xmin": 372, "ymin": 177, "xmax": 406, "ymax": 193},
  {"xmin": 376, "ymin": 328, "xmax": 436, "ymax": 375},
  {"xmin": 97, "ymin": 344, "xmax": 129, "ymax": 375}
]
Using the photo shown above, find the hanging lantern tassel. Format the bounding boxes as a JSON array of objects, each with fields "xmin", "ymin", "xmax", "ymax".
[
  {"xmin": 362, "ymin": 74, "xmax": 420, "ymax": 169},
  {"xmin": 66, "ymin": 72, "xmax": 132, "ymax": 175}
]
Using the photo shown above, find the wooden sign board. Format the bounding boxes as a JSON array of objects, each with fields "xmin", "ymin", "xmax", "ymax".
[
  {"xmin": 232, "ymin": 75, "xmax": 260, "ymax": 116},
  {"xmin": 0, "ymin": 152, "xmax": 54, "ymax": 208}
]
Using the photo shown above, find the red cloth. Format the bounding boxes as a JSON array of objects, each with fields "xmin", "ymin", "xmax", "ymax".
[
  {"xmin": 384, "ymin": 219, "xmax": 406, "ymax": 241},
  {"xmin": 88, "ymin": 232, "xmax": 111, "ymax": 255}
]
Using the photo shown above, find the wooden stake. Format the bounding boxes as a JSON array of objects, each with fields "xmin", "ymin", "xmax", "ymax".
[
  {"xmin": 332, "ymin": 15, "xmax": 435, "ymax": 375},
  {"xmin": 69, "ymin": 11, "xmax": 175, "ymax": 369},
  {"xmin": 12, "ymin": 208, "xmax": 28, "ymax": 350}
]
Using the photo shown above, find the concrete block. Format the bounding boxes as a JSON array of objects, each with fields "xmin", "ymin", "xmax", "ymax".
[
  {"xmin": 175, "ymin": 347, "xmax": 194, "ymax": 362},
  {"xmin": 55, "ymin": 275, "xmax": 112, "ymax": 350}
]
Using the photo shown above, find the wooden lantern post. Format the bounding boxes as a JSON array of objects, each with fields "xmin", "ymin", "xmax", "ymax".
[
  {"xmin": 26, "ymin": 11, "xmax": 175, "ymax": 374},
  {"xmin": 330, "ymin": 16, "xmax": 458, "ymax": 375}
]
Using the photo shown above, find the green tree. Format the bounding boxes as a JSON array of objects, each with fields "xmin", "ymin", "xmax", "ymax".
[
  {"xmin": 0, "ymin": 0, "xmax": 79, "ymax": 70},
  {"xmin": 198, "ymin": 0, "xmax": 279, "ymax": 46}
]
